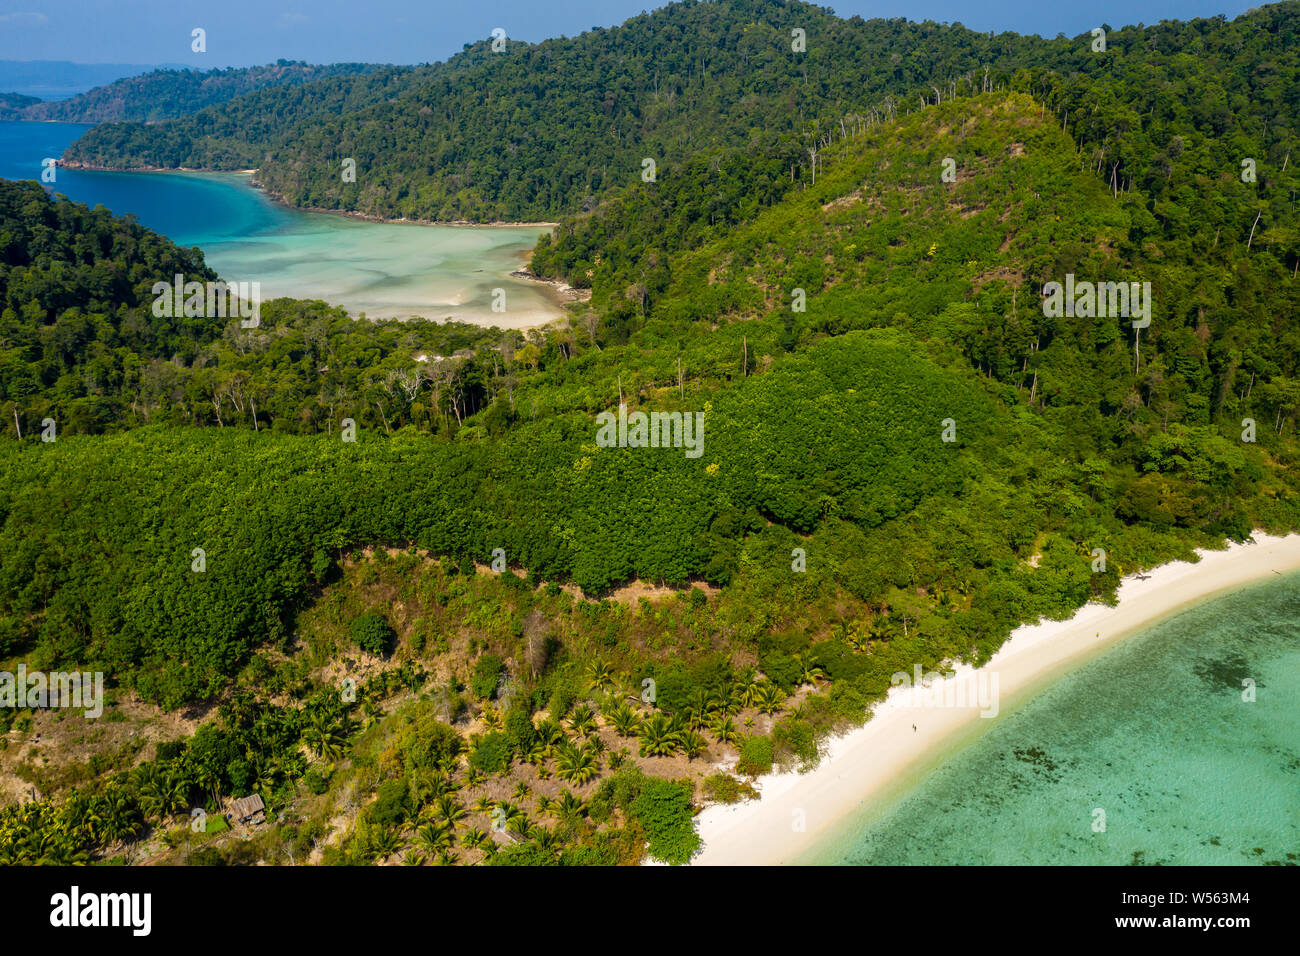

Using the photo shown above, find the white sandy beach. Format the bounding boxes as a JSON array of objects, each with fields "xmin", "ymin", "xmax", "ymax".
[{"xmin": 691, "ymin": 532, "xmax": 1300, "ymax": 866}]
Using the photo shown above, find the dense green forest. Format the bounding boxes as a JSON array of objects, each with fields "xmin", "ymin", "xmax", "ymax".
[
  {"xmin": 0, "ymin": 93, "xmax": 41, "ymax": 121},
  {"xmin": 0, "ymin": 180, "xmax": 500, "ymax": 436},
  {"xmin": 2, "ymin": 1, "xmax": 1299, "ymax": 866},
  {"xmin": 63, "ymin": 1, "xmax": 1300, "ymax": 228},
  {"xmin": 16, "ymin": 62, "xmax": 384, "ymax": 125},
  {"xmin": 531, "ymin": 3, "xmax": 1300, "ymax": 311}
]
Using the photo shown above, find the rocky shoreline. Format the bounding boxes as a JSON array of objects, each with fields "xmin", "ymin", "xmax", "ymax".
[{"xmin": 509, "ymin": 269, "xmax": 592, "ymax": 303}]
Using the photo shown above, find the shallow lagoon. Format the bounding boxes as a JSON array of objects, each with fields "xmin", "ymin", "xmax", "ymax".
[{"xmin": 0, "ymin": 121, "xmax": 559, "ymax": 325}]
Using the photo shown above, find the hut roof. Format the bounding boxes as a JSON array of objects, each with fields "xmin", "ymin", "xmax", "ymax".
[{"xmin": 227, "ymin": 793, "xmax": 265, "ymax": 821}]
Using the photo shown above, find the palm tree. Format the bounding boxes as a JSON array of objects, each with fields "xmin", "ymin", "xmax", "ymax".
[
  {"xmin": 585, "ymin": 659, "xmax": 616, "ymax": 693},
  {"xmin": 867, "ymin": 616, "xmax": 892, "ymax": 645},
  {"xmin": 435, "ymin": 794, "xmax": 466, "ymax": 827},
  {"xmin": 555, "ymin": 741, "xmax": 600, "ymax": 785},
  {"xmin": 402, "ymin": 850, "xmax": 427, "ymax": 866},
  {"xmin": 708, "ymin": 714, "xmax": 738, "ymax": 745},
  {"xmin": 368, "ymin": 825, "xmax": 401, "ymax": 861},
  {"xmin": 161, "ymin": 768, "xmax": 190, "ymax": 819},
  {"xmin": 193, "ymin": 766, "xmax": 222, "ymax": 822},
  {"xmin": 135, "ymin": 765, "xmax": 165, "ymax": 823},
  {"xmin": 495, "ymin": 801, "xmax": 527, "ymax": 825},
  {"xmin": 605, "ymin": 701, "xmax": 642, "ymax": 737},
  {"xmin": 679, "ymin": 730, "xmax": 707, "ymax": 760},
  {"xmin": 256, "ymin": 756, "xmax": 282, "ymax": 795},
  {"xmin": 480, "ymin": 704, "xmax": 504, "ymax": 730},
  {"xmin": 533, "ymin": 826, "xmax": 562, "ymax": 854},
  {"xmin": 684, "ymin": 689, "xmax": 719, "ymax": 730},
  {"xmin": 522, "ymin": 739, "xmax": 549, "ymax": 767},
  {"xmin": 361, "ymin": 692, "xmax": 384, "ymax": 728},
  {"xmin": 844, "ymin": 621, "xmax": 872, "ymax": 652},
  {"xmin": 534, "ymin": 719, "xmax": 564, "ymax": 754},
  {"xmin": 416, "ymin": 822, "xmax": 453, "ymax": 855},
  {"xmin": 425, "ymin": 773, "xmax": 458, "ymax": 799},
  {"xmin": 755, "ymin": 682, "xmax": 785, "ymax": 717},
  {"xmin": 95, "ymin": 787, "xmax": 142, "ymax": 850},
  {"xmin": 721, "ymin": 682, "xmax": 747, "ymax": 716},
  {"xmin": 568, "ymin": 704, "xmax": 597, "ymax": 738},
  {"xmin": 554, "ymin": 789, "xmax": 586, "ymax": 822},
  {"xmin": 460, "ymin": 827, "xmax": 490, "ymax": 851},
  {"xmin": 638, "ymin": 713, "xmax": 681, "ymax": 758},
  {"xmin": 303, "ymin": 710, "xmax": 347, "ymax": 761},
  {"xmin": 512, "ymin": 782, "xmax": 531, "ymax": 800},
  {"xmin": 832, "ymin": 620, "xmax": 854, "ymax": 644},
  {"xmin": 795, "ymin": 653, "xmax": 826, "ymax": 687}
]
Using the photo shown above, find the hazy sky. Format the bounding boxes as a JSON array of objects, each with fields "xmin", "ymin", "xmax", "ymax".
[{"xmin": 0, "ymin": 0, "xmax": 1259, "ymax": 67}]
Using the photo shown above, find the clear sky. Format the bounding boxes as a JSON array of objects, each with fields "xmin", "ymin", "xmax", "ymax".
[{"xmin": 0, "ymin": 0, "xmax": 1260, "ymax": 67}]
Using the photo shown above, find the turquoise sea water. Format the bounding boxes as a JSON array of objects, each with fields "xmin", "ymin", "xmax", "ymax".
[
  {"xmin": 0, "ymin": 121, "xmax": 557, "ymax": 324},
  {"xmin": 804, "ymin": 570, "xmax": 1300, "ymax": 865}
]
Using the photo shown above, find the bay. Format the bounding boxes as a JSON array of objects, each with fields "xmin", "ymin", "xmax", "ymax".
[{"xmin": 0, "ymin": 120, "xmax": 559, "ymax": 326}]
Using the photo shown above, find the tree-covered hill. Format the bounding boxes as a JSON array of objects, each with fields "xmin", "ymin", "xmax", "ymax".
[
  {"xmin": 60, "ymin": 0, "xmax": 1300, "ymax": 227},
  {"xmin": 636, "ymin": 92, "xmax": 1300, "ymax": 439},
  {"xmin": 54, "ymin": 0, "xmax": 1057, "ymax": 218},
  {"xmin": 19, "ymin": 62, "xmax": 384, "ymax": 125},
  {"xmin": 529, "ymin": 91, "xmax": 1300, "ymax": 471},
  {"xmin": 531, "ymin": 3, "xmax": 1300, "ymax": 299},
  {"xmin": 0, "ymin": 326, "xmax": 998, "ymax": 705},
  {"xmin": 0, "ymin": 179, "xmax": 500, "ymax": 435},
  {"xmin": 5, "ymin": 93, "xmax": 1299, "ymax": 711},
  {"xmin": 0, "ymin": 180, "xmax": 218, "ymax": 433},
  {"xmin": 0, "ymin": 92, "xmax": 41, "ymax": 121}
]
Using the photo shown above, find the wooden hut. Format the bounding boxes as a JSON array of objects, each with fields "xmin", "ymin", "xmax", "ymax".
[{"xmin": 225, "ymin": 793, "xmax": 266, "ymax": 826}]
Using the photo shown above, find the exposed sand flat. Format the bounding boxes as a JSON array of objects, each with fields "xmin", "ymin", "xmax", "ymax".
[{"xmin": 691, "ymin": 532, "xmax": 1300, "ymax": 866}]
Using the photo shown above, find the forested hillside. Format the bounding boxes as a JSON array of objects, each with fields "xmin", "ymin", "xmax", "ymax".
[
  {"xmin": 0, "ymin": 180, "xmax": 218, "ymax": 433},
  {"xmin": 58, "ymin": 0, "xmax": 1066, "ymax": 218},
  {"xmin": 62, "ymin": 0, "xmax": 1300, "ymax": 228},
  {"xmin": 7, "ymin": 91, "xmax": 1299, "ymax": 704},
  {"xmin": 20, "ymin": 62, "xmax": 383, "ymax": 125},
  {"xmin": 0, "ymin": 93, "xmax": 41, "ymax": 121},
  {"xmin": 531, "ymin": 3, "xmax": 1300, "ymax": 302},
  {"xmin": 0, "ymin": 180, "xmax": 499, "ymax": 435}
]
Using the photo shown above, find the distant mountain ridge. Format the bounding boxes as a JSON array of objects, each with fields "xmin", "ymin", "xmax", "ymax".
[
  {"xmin": 10, "ymin": 61, "xmax": 386, "ymax": 123},
  {"xmin": 0, "ymin": 92, "xmax": 41, "ymax": 121},
  {"xmin": 0, "ymin": 59, "xmax": 185, "ymax": 100},
  {"xmin": 58, "ymin": 0, "xmax": 1300, "ymax": 230}
]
